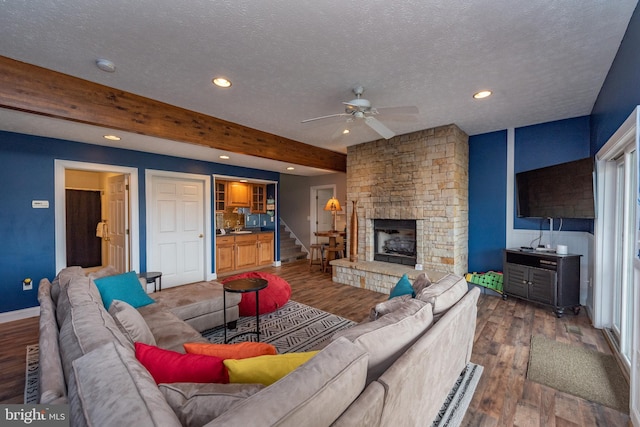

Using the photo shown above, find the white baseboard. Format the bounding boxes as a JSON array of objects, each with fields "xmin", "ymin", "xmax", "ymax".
[
  {"xmin": 0, "ymin": 306, "xmax": 39, "ymax": 323},
  {"xmin": 273, "ymin": 261, "xmax": 282, "ymax": 267}
]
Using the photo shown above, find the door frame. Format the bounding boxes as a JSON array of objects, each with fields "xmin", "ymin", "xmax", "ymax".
[
  {"xmin": 145, "ymin": 169, "xmax": 212, "ymax": 282},
  {"xmin": 55, "ymin": 160, "xmax": 140, "ymax": 274},
  {"xmin": 310, "ymin": 184, "xmax": 336, "ymax": 244}
]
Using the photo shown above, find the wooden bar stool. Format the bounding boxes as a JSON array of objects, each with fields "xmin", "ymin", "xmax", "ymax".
[
  {"xmin": 323, "ymin": 245, "xmax": 345, "ymax": 273},
  {"xmin": 309, "ymin": 244, "xmax": 324, "ymax": 270}
]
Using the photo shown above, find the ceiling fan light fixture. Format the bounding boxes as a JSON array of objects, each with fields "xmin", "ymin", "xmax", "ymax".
[
  {"xmin": 473, "ymin": 90, "xmax": 492, "ymax": 99},
  {"xmin": 212, "ymin": 77, "xmax": 232, "ymax": 88}
]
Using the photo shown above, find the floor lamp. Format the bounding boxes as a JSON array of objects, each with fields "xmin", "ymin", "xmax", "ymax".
[{"xmin": 324, "ymin": 197, "xmax": 342, "ymax": 231}]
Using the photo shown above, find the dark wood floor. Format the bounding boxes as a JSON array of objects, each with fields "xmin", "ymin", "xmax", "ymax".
[{"xmin": 0, "ymin": 260, "xmax": 631, "ymax": 426}]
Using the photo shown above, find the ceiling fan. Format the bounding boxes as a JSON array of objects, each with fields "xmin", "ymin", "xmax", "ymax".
[{"xmin": 301, "ymin": 86, "xmax": 419, "ymax": 140}]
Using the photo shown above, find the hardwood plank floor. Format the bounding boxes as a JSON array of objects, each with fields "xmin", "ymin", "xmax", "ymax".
[{"xmin": 0, "ymin": 260, "xmax": 631, "ymax": 426}]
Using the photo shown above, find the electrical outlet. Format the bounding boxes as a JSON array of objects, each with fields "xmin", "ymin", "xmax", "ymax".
[
  {"xmin": 263, "ymin": 220, "xmax": 267, "ymax": 226},
  {"xmin": 23, "ymin": 278, "xmax": 33, "ymax": 291}
]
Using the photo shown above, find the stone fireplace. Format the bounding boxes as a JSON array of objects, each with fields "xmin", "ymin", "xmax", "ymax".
[{"xmin": 332, "ymin": 124, "xmax": 469, "ymax": 294}]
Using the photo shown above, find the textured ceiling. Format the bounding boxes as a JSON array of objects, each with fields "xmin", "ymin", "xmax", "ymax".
[{"xmin": 0, "ymin": 0, "xmax": 637, "ymax": 175}]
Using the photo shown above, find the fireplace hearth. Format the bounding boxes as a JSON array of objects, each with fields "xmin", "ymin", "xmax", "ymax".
[{"xmin": 373, "ymin": 219, "xmax": 417, "ymax": 266}]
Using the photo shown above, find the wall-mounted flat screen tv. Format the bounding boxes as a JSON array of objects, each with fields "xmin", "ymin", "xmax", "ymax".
[{"xmin": 516, "ymin": 157, "xmax": 595, "ymax": 219}]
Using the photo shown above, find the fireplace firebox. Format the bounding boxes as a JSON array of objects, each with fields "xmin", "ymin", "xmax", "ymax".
[{"xmin": 373, "ymin": 219, "xmax": 417, "ymax": 266}]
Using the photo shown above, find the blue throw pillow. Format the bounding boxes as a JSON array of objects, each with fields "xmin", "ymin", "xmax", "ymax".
[
  {"xmin": 94, "ymin": 271, "xmax": 154, "ymax": 310},
  {"xmin": 389, "ymin": 274, "xmax": 415, "ymax": 299}
]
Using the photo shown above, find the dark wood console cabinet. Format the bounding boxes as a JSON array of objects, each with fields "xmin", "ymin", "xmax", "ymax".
[{"xmin": 502, "ymin": 249, "xmax": 581, "ymax": 317}]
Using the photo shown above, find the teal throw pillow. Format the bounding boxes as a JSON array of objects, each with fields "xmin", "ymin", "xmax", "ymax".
[
  {"xmin": 94, "ymin": 271, "xmax": 154, "ymax": 310},
  {"xmin": 389, "ymin": 274, "xmax": 415, "ymax": 299}
]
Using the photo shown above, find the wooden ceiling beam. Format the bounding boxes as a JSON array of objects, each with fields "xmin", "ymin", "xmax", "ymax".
[{"xmin": 0, "ymin": 56, "xmax": 346, "ymax": 172}]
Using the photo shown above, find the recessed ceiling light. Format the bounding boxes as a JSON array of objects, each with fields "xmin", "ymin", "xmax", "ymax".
[
  {"xmin": 286, "ymin": 167, "xmax": 295, "ymax": 171},
  {"xmin": 473, "ymin": 90, "xmax": 492, "ymax": 99},
  {"xmin": 219, "ymin": 155, "xmax": 230, "ymax": 159},
  {"xmin": 103, "ymin": 134, "xmax": 121, "ymax": 141},
  {"xmin": 342, "ymin": 129, "xmax": 350, "ymax": 135},
  {"xmin": 212, "ymin": 77, "xmax": 232, "ymax": 88},
  {"xmin": 239, "ymin": 179, "xmax": 248, "ymax": 183},
  {"xmin": 96, "ymin": 59, "xmax": 116, "ymax": 73}
]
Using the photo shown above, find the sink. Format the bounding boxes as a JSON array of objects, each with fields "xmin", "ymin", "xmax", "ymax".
[{"xmin": 230, "ymin": 230, "xmax": 253, "ymax": 234}]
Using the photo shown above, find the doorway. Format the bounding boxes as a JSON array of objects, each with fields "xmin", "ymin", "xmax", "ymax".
[
  {"xmin": 145, "ymin": 170, "xmax": 211, "ymax": 288},
  {"xmin": 54, "ymin": 160, "xmax": 139, "ymax": 275},
  {"xmin": 310, "ymin": 185, "xmax": 336, "ymax": 245}
]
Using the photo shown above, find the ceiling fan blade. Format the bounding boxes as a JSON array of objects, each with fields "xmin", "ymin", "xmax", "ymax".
[
  {"xmin": 374, "ymin": 106, "xmax": 419, "ymax": 116},
  {"xmin": 364, "ymin": 116, "xmax": 395, "ymax": 139},
  {"xmin": 301, "ymin": 113, "xmax": 349, "ymax": 123}
]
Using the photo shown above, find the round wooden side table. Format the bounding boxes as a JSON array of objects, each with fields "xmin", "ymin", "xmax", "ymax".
[{"xmin": 223, "ymin": 278, "xmax": 268, "ymax": 343}]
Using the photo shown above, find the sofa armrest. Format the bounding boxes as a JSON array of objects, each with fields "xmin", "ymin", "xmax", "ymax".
[
  {"xmin": 69, "ymin": 342, "xmax": 181, "ymax": 427},
  {"xmin": 331, "ymin": 380, "xmax": 384, "ymax": 427},
  {"xmin": 37, "ymin": 278, "xmax": 67, "ymax": 404}
]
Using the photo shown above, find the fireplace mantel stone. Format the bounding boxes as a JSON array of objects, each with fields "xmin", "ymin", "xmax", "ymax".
[{"xmin": 337, "ymin": 124, "xmax": 469, "ymax": 293}]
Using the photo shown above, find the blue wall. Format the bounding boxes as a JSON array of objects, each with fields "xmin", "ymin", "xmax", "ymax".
[
  {"xmin": 468, "ymin": 130, "xmax": 507, "ymax": 272},
  {"xmin": 0, "ymin": 131, "xmax": 279, "ymax": 313},
  {"xmin": 591, "ymin": 1, "xmax": 640, "ymax": 154}
]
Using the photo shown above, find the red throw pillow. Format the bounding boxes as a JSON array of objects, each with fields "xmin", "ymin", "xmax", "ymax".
[
  {"xmin": 135, "ymin": 342, "xmax": 229, "ymax": 384},
  {"xmin": 183, "ymin": 342, "xmax": 277, "ymax": 359}
]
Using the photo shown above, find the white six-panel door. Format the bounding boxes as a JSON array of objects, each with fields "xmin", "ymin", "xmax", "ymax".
[
  {"xmin": 107, "ymin": 174, "xmax": 129, "ymax": 273},
  {"xmin": 148, "ymin": 175, "xmax": 205, "ymax": 288}
]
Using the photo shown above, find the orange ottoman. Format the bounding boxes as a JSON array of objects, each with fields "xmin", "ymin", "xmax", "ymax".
[{"xmin": 221, "ymin": 272, "xmax": 291, "ymax": 316}]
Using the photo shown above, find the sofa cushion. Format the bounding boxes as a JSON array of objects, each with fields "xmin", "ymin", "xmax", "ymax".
[
  {"xmin": 159, "ymin": 382, "xmax": 265, "ymax": 427},
  {"xmin": 137, "ymin": 303, "xmax": 208, "ymax": 352},
  {"xmin": 416, "ymin": 273, "xmax": 468, "ymax": 315},
  {"xmin": 50, "ymin": 266, "xmax": 84, "ymax": 304},
  {"xmin": 94, "ymin": 271, "xmax": 154, "ymax": 310},
  {"xmin": 388, "ymin": 274, "xmax": 414, "ymax": 299},
  {"xmin": 69, "ymin": 342, "xmax": 181, "ymax": 427},
  {"xmin": 109, "ymin": 300, "xmax": 156, "ymax": 346},
  {"xmin": 333, "ymin": 299, "xmax": 433, "ymax": 384},
  {"xmin": 56, "ymin": 273, "xmax": 104, "ymax": 327},
  {"xmin": 369, "ymin": 294, "xmax": 413, "ymax": 321},
  {"xmin": 151, "ymin": 281, "xmax": 241, "ymax": 321},
  {"xmin": 135, "ymin": 343, "xmax": 229, "ymax": 384},
  {"xmin": 412, "ymin": 272, "xmax": 432, "ymax": 295},
  {"xmin": 183, "ymin": 342, "xmax": 277, "ymax": 359},
  {"xmin": 86, "ymin": 265, "xmax": 118, "ymax": 280},
  {"xmin": 205, "ymin": 337, "xmax": 368, "ymax": 427},
  {"xmin": 58, "ymin": 298, "xmax": 133, "ymax": 384},
  {"xmin": 223, "ymin": 351, "xmax": 318, "ymax": 386}
]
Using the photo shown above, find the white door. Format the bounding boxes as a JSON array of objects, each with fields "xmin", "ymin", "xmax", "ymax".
[
  {"xmin": 312, "ymin": 187, "xmax": 335, "ymax": 244},
  {"xmin": 107, "ymin": 174, "xmax": 129, "ymax": 273},
  {"xmin": 149, "ymin": 176, "xmax": 205, "ymax": 287}
]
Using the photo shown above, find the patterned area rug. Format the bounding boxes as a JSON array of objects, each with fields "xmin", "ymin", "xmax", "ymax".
[
  {"xmin": 202, "ymin": 300, "xmax": 355, "ymax": 353},
  {"xmin": 24, "ymin": 344, "xmax": 39, "ymax": 404},
  {"xmin": 432, "ymin": 363, "xmax": 483, "ymax": 427}
]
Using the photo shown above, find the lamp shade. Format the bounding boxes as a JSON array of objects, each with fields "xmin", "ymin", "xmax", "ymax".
[{"xmin": 324, "ymin": 197, "xmax": 342, "ymax": 212}]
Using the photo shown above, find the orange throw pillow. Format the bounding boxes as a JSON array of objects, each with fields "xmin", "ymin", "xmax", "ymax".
[{"xmin": 183, "ymin": 342, "xmax": 277, "ymax": 359}]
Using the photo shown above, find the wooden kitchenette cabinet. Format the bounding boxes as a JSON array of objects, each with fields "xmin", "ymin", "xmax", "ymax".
[
  {"xmin": 227, "ymin": 182, "xmax": 251, "ymax": 207},
  {"xmin": 257, "ymin": 232, "xmax": 274, "ymax": 266},
  {"xmin": 216, "ymin": 232, "xmax": 274, "ymax": 274}
]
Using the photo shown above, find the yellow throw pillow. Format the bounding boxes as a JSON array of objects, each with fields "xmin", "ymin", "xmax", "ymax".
[{"xmin": 223, "ymin": 351, "xmax": 318, "ymax": 386}]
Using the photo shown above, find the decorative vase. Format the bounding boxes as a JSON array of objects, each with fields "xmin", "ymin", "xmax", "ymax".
[{"xmin": 349, "ymin": 200, "xmax": 358, "ymax": 262}]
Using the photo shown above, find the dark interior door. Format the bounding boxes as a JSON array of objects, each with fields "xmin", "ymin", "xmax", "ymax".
[{"xmin": 66, "ymin": 189, "xmax": 102, "ymax": 267}]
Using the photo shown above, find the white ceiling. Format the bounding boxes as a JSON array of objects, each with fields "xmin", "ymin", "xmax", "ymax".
[{"xmin": 0, "ymin": 0, "xmax": 637, "ymax": 175}]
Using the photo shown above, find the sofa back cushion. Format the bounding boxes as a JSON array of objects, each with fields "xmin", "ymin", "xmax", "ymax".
[
  {"xmin": 69, "ymin": 342, "xmax": 182, "ymax": 427},
  {"xmin": 416, "ymin": 273, "xmax": 468, "ymax": 315},
  {"xmin": 160, "ymin": 383, "xmax": 265, "ymax": 427},
  {"xmin": 204, "ymin": 337, "xmax": 369, "ymax": 427},
  {"xmin": 333, "ymin": 299, "xmax": 433, "ymax": 384},
  {"xmin": 108, "ymin": 300, "xmax": 157, "ymax": 346},
  {"xmin": 55, "ymin": 273, "xmax": 104, "ymax": 327}
]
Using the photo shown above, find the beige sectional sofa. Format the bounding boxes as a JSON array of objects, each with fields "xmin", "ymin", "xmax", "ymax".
[{"xmin": 37, "ymin": 266, "xmax": 480, "ymax": 427}]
